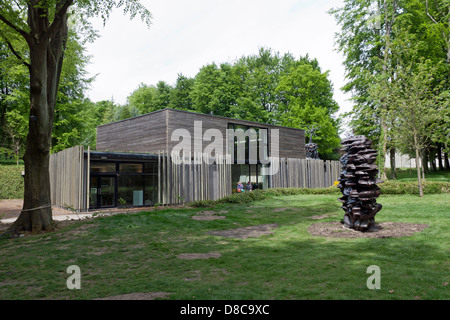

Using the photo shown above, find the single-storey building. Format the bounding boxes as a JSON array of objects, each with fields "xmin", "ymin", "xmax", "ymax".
[{"xmin": 49, "ymin": 109, "xmax": 339, "ymax": 211}]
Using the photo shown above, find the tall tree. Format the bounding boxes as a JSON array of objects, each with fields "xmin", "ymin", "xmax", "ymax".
[
  {"xmin": 191, "ymin": 62, "xmax": 237, "ymax": 117},
  {"xmin": 0, "ymin": 0, "xmax": 151, "ymax": 235},
  {"xmin": 127, "ymin": 83, "xmax": 158, "ymax": 114},
  {"xmin": 170, "ymin": 73, "xmax": 195, "ymax": 111},
  {"xmin": 330, "ymin": 0, "xmax": 400, "ymax": 179},
  {"xmin": 275, "ymin": 62, "xmax": 341, "ymax": 159},
  {"xmin": 386, "ymin": 29, "xmax": 445, "ymax": 196}
]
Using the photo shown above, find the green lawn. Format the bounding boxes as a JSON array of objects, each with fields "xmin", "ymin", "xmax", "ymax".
[
  {"xmin": 0, "ymin": 193, "xmax": 448, "ymax": 300},
  {"xmin": 387, "ymin": 168, "xmax": 450, "ymax": 182}
]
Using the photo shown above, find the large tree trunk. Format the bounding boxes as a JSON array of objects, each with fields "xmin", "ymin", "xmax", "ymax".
[
  {"xmin": 10, "ymin": 46, "xmax": 53, "ymax": 233},
  {"xmin": 7, "ymin": 1, "xmax": 69, "ymax": 235},
  {"xmin": 444, "ymin": 152, "xmax": 450, "ymax": 170},
  {"xmin": 422, "ymin": 148, "xmax": 429, "ymax": 174},
  {"xmin": 414, "ymin": 134, "xmax": 424, "ymax": 197},
  {"xmin": 437, "ymin": 144, "xmax": 443, "ymax": 171},
  {"xmin": 390, "ymin": 148, "xmax": 396, "ymax": 179},
  {"xmin": 430, "ymin": 149, "xmax": 437, "ymax": 172},
  {"xmin": 379, "ymin": 0, "xmax": 396, "ymax": 181}
]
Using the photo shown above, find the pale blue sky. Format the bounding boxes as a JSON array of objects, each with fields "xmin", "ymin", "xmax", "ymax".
[{"xmin": 84, "ymin": 0, "xmax": 352, "ymax": 122}]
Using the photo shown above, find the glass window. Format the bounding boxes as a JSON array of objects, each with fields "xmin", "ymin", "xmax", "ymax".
[
  {"xmin": 120, "ymin": 163, "xmax": 143, "ymax": 173},
  {"xmin": 231, "ymin": 164, "xmax": 269, "ymax": 192},
  {"xmin": 144, "ymin": 175, "xmax": 158, "ymax": 206},
  {"xmin": 144, "ymin": 162, "xmax": 158, "ymax": 174},
  {"xmin": 228, "ymin": 123, "xmax": 269, "ymax": 164},
  {"xmin": 118, "ymin": 175, "xmax": 144, "ymax": 206},
  {"xmin": 233, "ymin": 125, "xmax": 248, "ymax": 164},
  {"xmin": 258, "ymin": 129, "xmax": 269, "ymax": 162},
  {"xmin": 90, "ymin": 162, "xmax": 116, "ymax": 173}
]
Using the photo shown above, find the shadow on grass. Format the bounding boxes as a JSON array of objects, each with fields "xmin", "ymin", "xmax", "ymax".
[{"xmin": 0, "ymin": 195, "xmax": 448, "ymax": 300}]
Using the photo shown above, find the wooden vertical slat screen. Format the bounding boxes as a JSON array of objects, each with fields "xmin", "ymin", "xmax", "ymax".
[
  {"xmin": 157, "ymin": 151, "xmax": 232, "ymax": 205},
  {"xmin": 49, "ymin": 145, "xmax": 339, "ymax": 212},
  {"xmin": 49, "ymin": 145, "xmax": 87, "ymax": 211},
  {"xmin": 270, "ymin": 157, "xmax": 341, "ymax": 189}
]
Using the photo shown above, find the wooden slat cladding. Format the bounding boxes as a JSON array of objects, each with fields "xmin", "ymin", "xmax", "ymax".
[
  {"xmin": 96, "ymin": 109, "xmax": 305, "ymax": 159},
  {"xmin": 167, "ymin": 109, "xmax": 305, "ymax": 159},
  {"xmin": 96, "ymin": 110, "xmax": 168, "ymax": 153}
]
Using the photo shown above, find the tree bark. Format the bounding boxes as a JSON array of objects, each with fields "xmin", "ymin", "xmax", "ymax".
[
  {"xmin": 7, "ymin": 1, "xmax": 70, "ymax": 234},
  {"xmin": 414, "ymin": 134, "xmax": 424, "ymax": 197},
  {"xmin": 444, "ymin": 152, "xmax": 450, "ymax": 170},
  {"xmin": 390, "ymin": 148, "xmax": 396, "ymax": 179},
  {"xmin": 9, "ymin": 43, "xmax": 54, "ymax": 233},
  {"xmin": 437, "ymin": 144, "xmax": 443, "ymax": 171},
  {"xmin": 430, "ymin": 149, "xmax": 437, "ymax": 172},
  {"xmin": 379, "ymin": 0, "xmax": 396, "ymax": 181},
  {"xmin": 422, "ymin": 148, "xmax": 429, "ymax": 174}
]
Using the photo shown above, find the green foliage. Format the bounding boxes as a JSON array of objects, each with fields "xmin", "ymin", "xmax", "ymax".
[
  {"xmin": 116, "ymin": 48, "xmax": 342, "ymax": 159},
  {"xmin": 264, "ymin": 187, "xmax": 341, "ymax": 196},
  {"xmin": 188, "ymin": 182, "xmax": 448, "ymax": 208},
  {"xmin": 330, "ymin": 0, "xmax": 449, "ymax": 166},
  {"xmin": 0, "ymin": 164, "xmax": 24, "ymax": 199},
  {"xmin": 380, "ymin": 181, "xmax": 449, "ymax": 195}
]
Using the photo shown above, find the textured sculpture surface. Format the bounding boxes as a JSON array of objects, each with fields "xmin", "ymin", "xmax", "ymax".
[
  {"xmin": 337, "ymin": 135, "xmax": 383, "ymax": 231},
  {"xmin": 305, "ymin": 126, "xmax": 319, "ymax": 159}
]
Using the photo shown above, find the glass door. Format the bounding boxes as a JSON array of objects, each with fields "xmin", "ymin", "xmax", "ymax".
[{"xmin": 89, "ymin": 175, "xmax": 117, "ymax": 209}]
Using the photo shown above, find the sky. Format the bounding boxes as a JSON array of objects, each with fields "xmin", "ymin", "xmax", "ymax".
[{"xmin": 83, "ymin": 0, "xmax": 353, "ymax": 126}]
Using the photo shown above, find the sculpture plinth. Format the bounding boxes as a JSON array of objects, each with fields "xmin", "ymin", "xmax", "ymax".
[{"xmin": 337, "ymin": 135, "xmax": 383, "ymax": 231}]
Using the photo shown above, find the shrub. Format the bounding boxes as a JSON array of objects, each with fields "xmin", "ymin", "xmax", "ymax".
[
  {"xmin": 187, "ymin": 181, "xmax": 448, "ymax": 208},
  {"xmin": 264, "ymin": 187, "xmax": 340, "ymax": 196},
  {"xmin": 380, "ymin": 181, "xmax": 449, "ymax": 195},
  {"xmin": 0, "ymin": 165, "xmax": 25, "ymax": 199},
  {"xmin": 188, "ymin": 199, "xmax": 216, "ymax": 208}
]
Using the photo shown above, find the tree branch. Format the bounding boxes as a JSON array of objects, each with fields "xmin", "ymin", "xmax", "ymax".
[
  {"xmin": 0, "ymin": 11, "xmax": 32, "ymax": 44},
  {"xmin": 0, "ymin": 30, "xmax": 31, "ymax": 69},
  {"xmin": 425, "ymin": 0, "xmax": 438, "ymax": 24},
  {"xmin": 5, "ymin": 39, "xmax": 31, "ymax": 69},
  {"xmin": 41, "ymin": 0, "xmax": 74, "ymax": 44}
]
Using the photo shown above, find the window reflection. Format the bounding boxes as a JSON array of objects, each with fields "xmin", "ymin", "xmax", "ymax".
[
  {"xmin": 89, "ymin": 160, "xmax": 158, "ymax": 208},
  {"xmin": 228, "ymin": 123, "xmax": 269, "ymax": 163}
]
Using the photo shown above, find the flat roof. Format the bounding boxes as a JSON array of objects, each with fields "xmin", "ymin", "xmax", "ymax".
[
  {"xmin": 87, "ymin": 150, "xmax": 159, "ymax": 161},
  {"xmin": 97, "ymin": 108, "xmax": 304, "ymax": 132}
]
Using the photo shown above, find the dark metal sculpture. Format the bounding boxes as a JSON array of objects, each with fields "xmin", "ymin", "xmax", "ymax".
[
  {"xmin": 337, "ymin": 135, "xmax": 383, "ymax": 231},
  {"xmin": 305, "ymin": 126, "xmax": 319, "ymax": 159}
]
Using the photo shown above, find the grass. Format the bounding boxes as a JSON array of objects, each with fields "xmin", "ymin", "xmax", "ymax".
[
  {"xmin": 0, "ymin": 192, "xmax": 448, "ymax": 300},
  {"xmin": 387, "ymin": 168, "xmax": 450, "ymax": 182}
]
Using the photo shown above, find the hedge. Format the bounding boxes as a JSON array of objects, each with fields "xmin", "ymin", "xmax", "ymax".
[
  {"xmin": 0, "ymin": 164, "xmax": 25, "ymax": 199},
  {"xmin": 188, "ymin": 181, "xmax": 449, "ymax": 207}
]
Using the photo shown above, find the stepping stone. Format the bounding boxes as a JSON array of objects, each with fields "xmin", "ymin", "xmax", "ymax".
[
  {"xmin": 273, "ymin": 207, "xmax": 290, "ymax": 212},
  {"xmin": 177, "ymin": 252, "xmax": 222, "ymax": 260},
  {"xmin": 198, "ymin": 211, "xmax": 217, "ymax": 215},
  {"xmin": 207, "ymin": 224, "xmax": 278, "ymax": 239},
  {"xmin": 192, "ymin": 215, "xmax": 226, "ymax": 221}
]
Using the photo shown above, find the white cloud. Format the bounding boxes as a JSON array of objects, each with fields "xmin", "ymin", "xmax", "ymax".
[{"xmin": 84, "ymin": 0, "xmax": 353, "ymax": 120}]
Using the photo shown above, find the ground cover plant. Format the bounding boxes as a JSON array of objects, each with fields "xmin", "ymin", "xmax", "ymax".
[{"xmin": 0, "ymin": 192, "xmax": 448, "ymax": 300}]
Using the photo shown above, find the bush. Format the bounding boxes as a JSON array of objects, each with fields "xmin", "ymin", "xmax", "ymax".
[
  {"xmin": 188, "ymin": 189, "xmax": 266, "ymax": 207},
  {"xmin": 188, "ymin": 199, "xmax": 216, "ymax": 208},
  {"xmin": 187, "ymin": 181, "xmax": 448, "ymax": 208},
  {"xmin": 217, "ymin": 189, "xmax": 266, "ymax": 204},
  {"xmin": 0, "ymin": 164, "xmax": 25, "ymax": 199},
  {"xmin": 264, "ymin": 187, "xmax": 340, "ymax": 196},
  {"xmin": 380, "ymin": 181, "xmax": 449, "ymax": 195}
]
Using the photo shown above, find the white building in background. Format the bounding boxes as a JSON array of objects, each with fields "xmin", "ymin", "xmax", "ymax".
[{"xmin": 385, "ymin": 152, "xmax": 417, "ymax": 168}]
